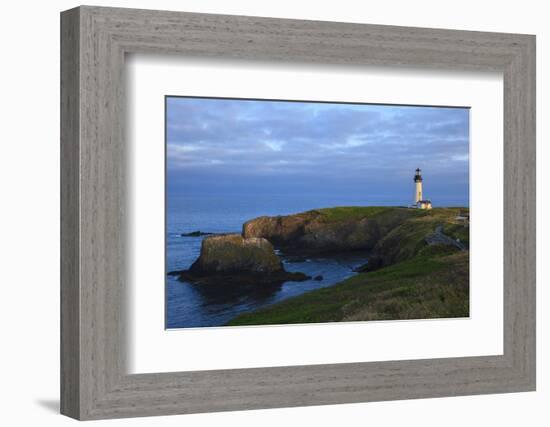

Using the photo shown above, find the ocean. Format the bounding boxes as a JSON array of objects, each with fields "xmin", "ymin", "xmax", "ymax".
[{"xmin": 165, "ymin": 192, "xmax": 463, "ymax": 329}]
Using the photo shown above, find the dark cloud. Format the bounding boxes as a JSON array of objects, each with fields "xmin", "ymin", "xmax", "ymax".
[{"xmin": 166, "ymin": 97, "xmax": 469, "ymax": 206}]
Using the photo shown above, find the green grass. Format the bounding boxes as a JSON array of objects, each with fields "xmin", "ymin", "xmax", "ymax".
[
  {"xmin": 362, "ymin": 207, "xmax": 469, "ymax": 268},
  {"xmin": 315, "ymin": 206, "xmax": 394, "ymax": 222},
  {"xmin": 314, "ymin": 205, "xmax": 430, "ymax": 225},
  {"xmin": 442, "ymin": 223, "xmax": 470, "ymax": 247},
  {"xmin": 227, "ymin": 248, "xmax": 469, "ymax": 326}
]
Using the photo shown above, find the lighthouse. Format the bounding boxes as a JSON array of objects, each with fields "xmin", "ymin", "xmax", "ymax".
[
  {"xmin": 414, "ymin": 168, "xmax": 423, "ymax": 203},
  {"xmin": 413, "ymin": 168, "xmax": 432, "ymax": 209}
]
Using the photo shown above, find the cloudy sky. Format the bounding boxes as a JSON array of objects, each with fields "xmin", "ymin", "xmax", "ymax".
[{"xmin": 166, "ymin": 97, "xmax": 469, "ymax": 206}]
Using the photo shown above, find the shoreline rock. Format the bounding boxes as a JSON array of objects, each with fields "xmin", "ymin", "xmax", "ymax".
[
  {"xmin": 181, "ymin": 230, "xmax": 213, "ymax": 237},
  {"xmin": 191, "ymin": 234, "xmax": 283, "ymax": 274},
  {"xmin": 170, "ymin": 233, "xmax": 310, "ymax": 286}
]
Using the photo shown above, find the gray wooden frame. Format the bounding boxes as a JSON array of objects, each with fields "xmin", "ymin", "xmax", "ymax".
[{"xmin": 60, "ymin": 5, "xmax": 536, "ymax": 420}]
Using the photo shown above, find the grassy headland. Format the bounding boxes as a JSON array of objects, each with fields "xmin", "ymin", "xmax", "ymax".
[{"xmin": 228, "ymin": 207, "xmax": 469, "ymax": 326}]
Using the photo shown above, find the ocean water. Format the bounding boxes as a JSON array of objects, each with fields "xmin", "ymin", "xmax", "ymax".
[{"xmin": 166, "ymin": 193, "xmax": 406, "ymax": 329}]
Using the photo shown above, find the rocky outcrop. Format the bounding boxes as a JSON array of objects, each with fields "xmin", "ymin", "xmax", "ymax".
[
  {"xmin": 181, "ymin": 230, "xmax": 213, "ymax": 237},
  {"xmin": 242, "ymin": 208, "xmax": 415, "ymax": 255},
  {"xmin": 169, "ymin": 234, "xmax": 309, "ymax": 286},
  {"xmin": 190, "ymin": 234, "xmax": 282, "ymax": 274}
]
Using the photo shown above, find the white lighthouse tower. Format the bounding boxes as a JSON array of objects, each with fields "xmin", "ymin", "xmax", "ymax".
[{"xmin": 413, "ymin": 168, "xmax": 432, "ymax": 209}]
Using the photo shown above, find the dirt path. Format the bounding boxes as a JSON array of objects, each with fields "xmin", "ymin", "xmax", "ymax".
[{"xmin": 425, "ymin": 225, "xmax": 466, "ymax": 251}]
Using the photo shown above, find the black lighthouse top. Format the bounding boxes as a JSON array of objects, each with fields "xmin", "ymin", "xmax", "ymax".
[{"xmin": 414, "ymin": 168, "xmax": 423, "ymax": 182}]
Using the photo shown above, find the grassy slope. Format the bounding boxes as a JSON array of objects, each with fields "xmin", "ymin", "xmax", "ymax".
[
  {"xmin": 316, "ymin": 206, "xmax": 395, "ymax": 221},
  {"xmin": 316, "ymin": 206, "xmax": 425, "ymax": 229},
  {"xmin": 227, "ymin": 207, "xmax": 469, "ymax": 326},
  {"xmin": 367, "ymin": 207, "xmax": 469, "ymax": 269}
]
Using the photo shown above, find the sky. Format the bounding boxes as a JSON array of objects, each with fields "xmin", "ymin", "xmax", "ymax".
[{"xmin": 166, "ymin": 97, "xmax": 469, "ymax": 207}]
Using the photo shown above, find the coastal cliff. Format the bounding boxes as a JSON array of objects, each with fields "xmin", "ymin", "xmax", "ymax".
[
  {"xmin": 243, "ymin": 206, "xmax": 468, "ymax": 270},
  {"xmin": 243, "ymin": 207, "xmax": 421, "ymax": 255},
  {"xmin": 360, "ymin": 208, "xmax": 469, "ymax": 271},
  {"xmin": 228, "ymin": 206, "xmax": 470, "ymax": 325}
]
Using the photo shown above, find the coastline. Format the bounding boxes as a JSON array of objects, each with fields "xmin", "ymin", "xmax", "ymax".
[{"xmin": 169, "ymin": 205, "xmax": 470, "ymax": 328}]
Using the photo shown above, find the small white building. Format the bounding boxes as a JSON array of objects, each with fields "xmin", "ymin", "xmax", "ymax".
[{"xmin": 412, "ymin": 168, "xmax": 432, "ymax": 209}]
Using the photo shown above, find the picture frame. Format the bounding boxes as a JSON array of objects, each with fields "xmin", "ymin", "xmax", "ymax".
[{"xmin": 60, "ymin": 5, "xmax": 536, "ymax": 420}]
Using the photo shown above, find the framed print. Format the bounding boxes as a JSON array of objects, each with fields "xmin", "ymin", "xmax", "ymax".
[
  {"xmin": 164, "ymin": 97, "xmax": 471, "ymax": 330},
  {"xmin": 60, "ymin": 6, "xmax": 536, "ymax": 420}
]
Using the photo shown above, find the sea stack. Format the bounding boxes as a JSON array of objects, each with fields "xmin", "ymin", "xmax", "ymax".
[
  {"xmin": 190, "ymin": 234, "xmax": 283, "ymax": 274},
  {"xmin": 169, "ymin": 234, "xmax": 310, "ymax": 286}
]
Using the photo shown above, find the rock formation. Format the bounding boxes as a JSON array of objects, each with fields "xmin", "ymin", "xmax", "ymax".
[
  {"xmin": 169, "ymin": 234, "xmax": 309, "ymax": 286},
  {"xmin": 242, "ymin": 207, "xmax": 414, "ymax": 255},
  {"xmin": 190, "ymin": 234, "xmax": 283, "ymax": 274},
  {"xmin": 243, "ymin": 207, "xmax": 469, "ymax": 273},
  {"xmin": 181, "ymin": 230, "xmax": 213, "ymax": 237}
]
